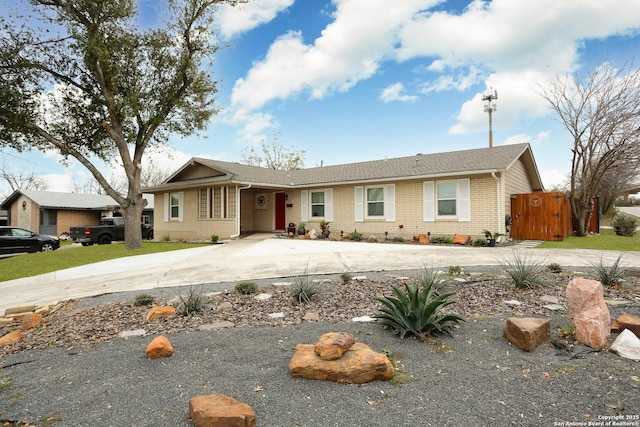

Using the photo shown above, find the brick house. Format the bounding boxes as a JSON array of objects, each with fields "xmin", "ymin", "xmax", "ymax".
[
  {"xmin": 145, "ymin": 143, "xmax": 544, "ymax": 241},
  {"xmin": 0, "ymin": 190, "xmax": 154, "ymax": 236}
]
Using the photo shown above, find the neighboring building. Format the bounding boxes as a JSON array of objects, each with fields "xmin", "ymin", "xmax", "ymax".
[
  {"xmin": 145, "ymin": 144, "xmax": 544, "ymax": 242},
  {"xmin": 0, "ymin": 190, "xmax": 154, "ymax": 236}
]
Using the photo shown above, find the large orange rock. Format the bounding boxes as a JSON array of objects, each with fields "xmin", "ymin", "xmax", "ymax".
[
  {"xmin": 21, "ymin": 313, "xmax": 42, "ymax": 330},
  {"xmin": 189, "ymin": 394, "xmax": 256, "ymax": 427},
  {"xmin": 611, "ymin": 313, "xmax": 640, "ymax": 337},
  {"xmin": 146, "ymin": 335, "xmax": 174, "ymax": 359},
  {"xmin": 290, "ymin": 342, "xmax": 394, "ymax": 384},
  {"xmin": 566, "ymin": 277, "xmax": 610, "ymax": 349},
  {"xmin": 0, "ymin": 330, "xmax": 25, "ymax": 346},
  {"xmin": 314, "ymin": 332, "xmax": 355, "ymax": 361},
  {"xmin": 145, "ymin": 306, "xmax": 176, "ymax": 322},
  {"xmin": 503, "ymin": 317, "xmax": 550, "ymax": 352}
]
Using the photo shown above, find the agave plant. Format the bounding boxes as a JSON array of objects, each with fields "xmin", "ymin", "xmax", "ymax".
[{"xmin": 374, "ymin": 282, "xmax": 464, "ymax": 340}]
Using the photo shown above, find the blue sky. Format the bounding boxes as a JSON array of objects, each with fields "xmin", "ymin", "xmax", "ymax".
[{"xmin": 2, "ymin": 0, "xmax": 640, "ymax": 196}]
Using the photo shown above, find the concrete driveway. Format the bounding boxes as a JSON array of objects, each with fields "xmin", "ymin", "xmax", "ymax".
[{"xmin": 1, "ymin": 233, "xmax": 638, "ymax": 314}]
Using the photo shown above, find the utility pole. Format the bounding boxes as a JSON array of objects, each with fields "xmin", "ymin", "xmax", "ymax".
[{"xmin": 482, "ymin": 88, "xmax": 498, "ymax": 147}]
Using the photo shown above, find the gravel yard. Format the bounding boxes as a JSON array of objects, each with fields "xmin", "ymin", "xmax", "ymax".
[{"xmin": 1, "ymin": 267, "xmax": 640, "ymax": 426}]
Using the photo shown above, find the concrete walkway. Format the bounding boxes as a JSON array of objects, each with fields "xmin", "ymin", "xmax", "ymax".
[{"xmin": 1, "ymin": 233, "xmax": 638, "ymax": 314}]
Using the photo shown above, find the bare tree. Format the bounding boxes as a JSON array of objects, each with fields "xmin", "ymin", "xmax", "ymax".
[
  {"xmin": 0, "ymin": 161, "xmax": 48, "ymax": 198},
  {"xmin": 242, "ymin": 135, "xmax": 306, "ymax": 171},
  {"xmin": 540, "ymin": 63, "xmax": 640, "ymax": 235}
]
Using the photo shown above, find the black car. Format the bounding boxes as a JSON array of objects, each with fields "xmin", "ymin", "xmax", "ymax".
[{"xmin": 0, "ymin": 226, "xmax": 61, "ymax": 254}]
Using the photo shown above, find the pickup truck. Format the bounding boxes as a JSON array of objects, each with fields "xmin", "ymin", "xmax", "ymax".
[{"xmin": 70, "ymin": 217, "xmax": 154, "ymax": 245}]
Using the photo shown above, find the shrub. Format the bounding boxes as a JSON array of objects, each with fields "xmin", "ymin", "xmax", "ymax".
[
  {"xmin": 210, "ymin": 234, "xmax": 219, "ymax": 244},
  {"xmin": 161, "ymin": 234, "xmax": 171, "ymax": 242},
  {"xmin": 415, "ymin": 267, "xmax": 448, "ymax": 294},
  {"xmin": 374, "ymin": 281, "xmax": 464, "ymax": 340},
  {"xmin": 235, "ymin": 281, "xmax": 259, "ymax": 295},
  {"xmin": 502, "ymin": 250, "xmax": 546, "ymax": 289},
  {"xmin": 177, "ymin": 286, "xmax": 207, "ymax": 315},
  {"xmin": 448, "ymin": 265, "xmax": 463, "ymax": 275},
  {"xmin": 289, "ymin": 272, "xmax": 323, "ymax": 303},
  {"xmin": 472, "ymin": 238, "xmax": 488, "ymax": 247},
  {"xmin": 429, "ymin": 235, "xmax": 452, "ymax": 245},
  {"xmin": 613, "ymin": 214, "xmax": 637, "ymax": 237},
  {"xmin": 590, "ymin": 253, "xmax": 626, "ymax": 286},
  {"xmin": 134, "ymin": 293, "xmax": 155, "ymax": 306},
  {"xmin": 547, "ymin": 263, "xmax": 562, "ymax": 274},
  {"xmin": 350, "ymin": 229, "xmax": 363, "ymax": 241},
  {"xmin": 392, "ymin": 236, "xmax": 405, "ymax": 242},
  {"xmin": 340, "ymin": 272, "xmax": 352, "ymax": 284}
]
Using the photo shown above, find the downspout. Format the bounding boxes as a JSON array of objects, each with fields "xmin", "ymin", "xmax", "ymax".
[
  {"xmin": 231, "ymin": 184, "xmax": 252, "ymax": 238},
  {"xmin": 491, "ymin": 172, "xmax": 501, "ymax": 236}
]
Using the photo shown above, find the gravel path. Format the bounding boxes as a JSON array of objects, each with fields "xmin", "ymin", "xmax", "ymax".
[{"xmin": 1, "ymin": 267, "xmax": 640, "ymax": 426}]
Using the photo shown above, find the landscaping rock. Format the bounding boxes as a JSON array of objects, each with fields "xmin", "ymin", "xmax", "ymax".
[
  {"xmin": 503, "ymin": 317, "xmax": 550, "ymax": 352},
  {"xmin": 414, "ymin": 233, "xmax": 429, "ymax": 244},
  {"xmin": 144, "ymin": 306, "xmax": 176, "ymax": 322},
  {"xmin": 119, "ymin": 329, "xmax": 146, "ymax": 339},
  {"xmin": 189, "ymin": 394, "xmax": 256, "ymax": 427},
  {"xmin": 452, "ymin": 234, "xmax": 470, "ymax": 245},
  {"xmin": 314, "ymin": 332, "xmax": 355, "ymax": 360},
  {"xmin": 20, "ymin": 313, "xmax": 42, "ymax": 330},
  {"xmin": 146, "ymin": 335, "xmax": 174, "ymax": 359},
  {"xmin": 610, "ymin": 329, "xmax": 640, "ymax": 361},
  {"xmin": 4, "ymin": 305, "xmax": 36, "ymax": 316},
  {"xmin": 352, "ymin": 315, "xmax": 376, "ymax": 322},
  {"xmin": 611, "ymin": 313, "xmax": 640, "ymax": 336},
  {"xmin": 0, "ymin": 330, "xmax": 25, "ymax": 347},
  {"xmin": 198, "ymin": 321, "xmax": 235, "ymax": 331},
  {"xmin": 566, "ymin": 277, "xmax": 610, "ymax": 349},
  {"xmin": 217, "ymin": 302, "xmax": 233, "ymax": 311},
  {"xmin": 303, "ymin": 312, "xmax": 319, "ymax": 321},
  {"xmin": 289, "ymin": 341, "xmax": 394, "ymax": 384}
]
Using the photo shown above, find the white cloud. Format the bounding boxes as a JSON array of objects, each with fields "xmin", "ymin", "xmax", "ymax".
[
  {"xmin": 228, "ymin": 0, "xmax": 640, "ymax": 140},
  {"xmin": 380, "ymin": 82, "xmax": 418, "ymax": 103},
  {"xmin": 215, "ymin": 0, "xmax": 295, "ymax": 39},
  {"xmin": 503, "ymin": 131, "xmax": 549, "ymax": 146},
  {"xmin": 229, "ymin": 0, "xmax": 434, "ymax": 125},
  {"xmin": 540, "ymin": 169, "xmax": 569, "ymax": 190}
]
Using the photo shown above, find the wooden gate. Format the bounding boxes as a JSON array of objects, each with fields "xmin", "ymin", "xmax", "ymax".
[
  {"xmin": 510, "ymin": 192, "xmax": 599, "ymax": 241},
  {"xmin": 510, "ymin": 192, "xmax": 569, "ymax": 241}
]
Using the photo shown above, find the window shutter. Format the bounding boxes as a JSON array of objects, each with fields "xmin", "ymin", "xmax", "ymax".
[
  {"xmin": 300, "ymin": 190, "xmax": 309, "ymax": 222},
  {"xmin": 384, "ymin": 184, "xmax": 395, "ymax": 222},
  {"xmin": 423, "ymin": 181, "xmax": 435, "ymax": 222},
  {"xmin": 354, "ymin": 186, "xmax": 364, "ymax": 222},
  {"xmin": 457, "ymin": 179, "xmax": 471, "ymax": 222},
  {"xmin": 163, "ymin": 193, "xmax": 169, "ymax": 222},
  {"xmin": 177, "ymin": 192, "xmax": 184, "ymax": 223},
  {"xmin": 325, "ymin": 188, "xmax": 334, "ymax": 222}
]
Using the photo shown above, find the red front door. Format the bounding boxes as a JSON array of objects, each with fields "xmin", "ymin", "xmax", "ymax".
[{"xmin": 275, "ymin": 192, "xmax": 286, "ymax": 230}]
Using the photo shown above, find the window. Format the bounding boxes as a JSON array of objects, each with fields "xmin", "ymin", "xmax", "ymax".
[
  {"xmin": 437, "ymin": 182, "xmax": 457, "ymax": 216},
  {"xmin": 366, "ymin": 187, "xmax": 384, "ymax": 217},
  {"xmin": 311, "ymin": 191, "xmax": 325, "ymax": 217},
  {"xmin": 164, "ymin": 192, "xmax": 183, "ymax": 222},
  {"xmin": 170, "ymin": 193, "xmax": 181, "ymax": 219},
  {"xmin": 423, "ymin": 179, "xmax": 470, "ymax": 222}
]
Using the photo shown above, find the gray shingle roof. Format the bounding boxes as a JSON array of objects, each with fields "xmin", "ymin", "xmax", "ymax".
[
  {"xmin": 0, "ymin": 190, "xmax": 155, "ymax": 210},
  {"xmin": 151, "ymin": 143, "xmax": 541, "ymax": 190},
  {"xmin": 6, "ymin": 190, "xmax": 118, "ymax": 209}
]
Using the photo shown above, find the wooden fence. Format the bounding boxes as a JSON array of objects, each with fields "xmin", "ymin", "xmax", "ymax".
[{"xmin": 509, "ymin": 192, "xmax": 599, "ymax": 241}]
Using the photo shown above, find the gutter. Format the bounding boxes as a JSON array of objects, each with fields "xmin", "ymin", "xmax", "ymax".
[
  {"xmin": 491, "ymin": 172, "xmax": 501, "ymax": 235},
  {"xmin": 231, "ymin": 184, "xmax": 252, "ymax": 238}
]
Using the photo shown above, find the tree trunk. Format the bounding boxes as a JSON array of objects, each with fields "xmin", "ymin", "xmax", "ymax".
[
  {"xmin": 570, "ymin": 197, "xmax": 591, "ymax": 237},
  {"xmin": 122, "ymin": 194, "xmax": 146, "ymax": 250}
]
